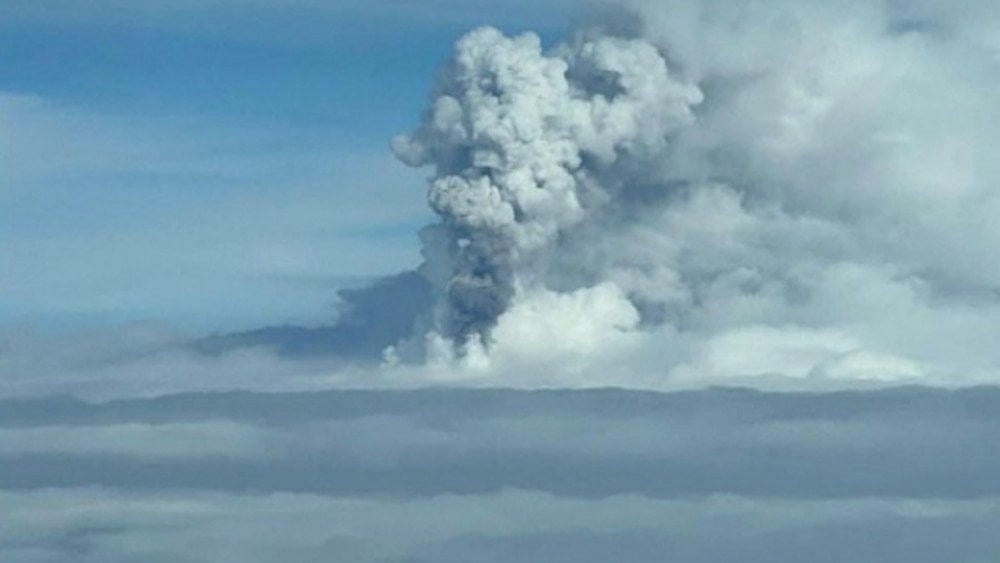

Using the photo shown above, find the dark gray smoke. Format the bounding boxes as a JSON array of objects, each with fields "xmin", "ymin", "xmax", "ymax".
[
  {"xmin": 393, "ymin": 27, "xmax": 701, "ymax": 342},
  {"xmin": 195, "ymin": 272, "xmax": 430, "ymax": 359}
]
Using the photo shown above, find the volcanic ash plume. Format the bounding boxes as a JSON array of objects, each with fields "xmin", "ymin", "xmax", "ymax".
[
  {"xmin": 390, "ymin": 2, "xmax": 1000, "ymax": 385},
  {"xmin": 393, "ymin": 27, "xmax": 702, "ymax": 345}
]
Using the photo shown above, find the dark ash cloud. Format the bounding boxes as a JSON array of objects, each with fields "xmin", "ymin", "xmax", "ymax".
[{"xmin": 192, "ymin": 271, "xmax": 431, "ymax": 360}]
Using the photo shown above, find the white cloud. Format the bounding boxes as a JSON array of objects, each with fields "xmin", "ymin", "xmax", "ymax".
[{"xmin": 454, "ymin": 283, "xmax": 645, "ymax": 378}]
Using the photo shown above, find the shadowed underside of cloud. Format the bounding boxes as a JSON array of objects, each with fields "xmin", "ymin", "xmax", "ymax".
[{"xmin": 2, "ymin": 386, "xmax": 999, "ymax": 499}]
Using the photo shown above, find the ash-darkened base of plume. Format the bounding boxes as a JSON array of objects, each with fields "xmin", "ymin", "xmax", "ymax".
[{"xmin": 191, "ymin": 271, "xmax": 431, "ymax": 359}]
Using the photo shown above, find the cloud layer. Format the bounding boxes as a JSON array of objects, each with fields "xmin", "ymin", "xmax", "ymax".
[
  {"xmin": 7, "ymin": 488, "xmax": 1000, "ymax": 563},
  {"xmin": 3, "ymin": 387, "xmax": 1000, "ymax": 562},
  {"xmin": 4, "ymin": 386, "xmax": 1000, "ymax": 498}
]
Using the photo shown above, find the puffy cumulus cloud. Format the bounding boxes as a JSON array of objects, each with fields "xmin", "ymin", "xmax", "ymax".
[
  {"xmin": 485, "ymin": 283, "xmax": 641, "ymax": 364},
  {"xmin": 386, "ymin": 0, "xmax": 1000, "ymax": 387},
  {"xmin": 419, "ymin": 283, "xmax": 647, "ymax": 383},
  {"xmin": 669, "ymin": 325, "xmax": 926, "ymax": 384}
]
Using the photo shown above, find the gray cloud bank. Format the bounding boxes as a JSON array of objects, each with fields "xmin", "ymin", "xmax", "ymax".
[
  {"xmin": 3, "ymin": 387, "xmax": 1000, "ymax": 562},
  {"xmin": 3, "ymin": 386, "xmax": 1000, "ymax": 498},
  {"xmin": 5, "ymin": 489, "xmax": 1000, "ymax": 563}
]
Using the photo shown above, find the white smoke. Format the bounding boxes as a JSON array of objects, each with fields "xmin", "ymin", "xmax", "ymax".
[{"xmin": 391, "ymin": 0, "xmax": 1000, "ymax": 386}]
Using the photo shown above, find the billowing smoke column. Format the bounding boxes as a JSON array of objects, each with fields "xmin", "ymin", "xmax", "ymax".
[
  {"xmin": 393, "ymin": 27, "xmax": 702, "ymax": 343},
  {"xmin": 389, "ymin": 1, "xmax": 1000, "ymax": 384}
]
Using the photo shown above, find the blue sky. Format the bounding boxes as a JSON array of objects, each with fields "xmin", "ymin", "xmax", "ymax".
[{"xmin": 0, "ymin": 0, "xmax": 570, "ymax": 331}]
